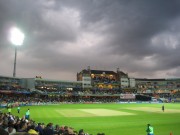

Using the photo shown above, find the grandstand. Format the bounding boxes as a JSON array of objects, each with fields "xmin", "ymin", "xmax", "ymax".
[
  {"xmin": 1, "ymin": 67, "xmax": 180, "ymax": 103},
  {"xmin": 1, "ymin": 67, "xmax": 180, "ymax": 134}
]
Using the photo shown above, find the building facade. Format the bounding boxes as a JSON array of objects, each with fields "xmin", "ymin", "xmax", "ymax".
[{"xmin": 0, "ymin": 68, "xmax": 180, "ymax": 96}]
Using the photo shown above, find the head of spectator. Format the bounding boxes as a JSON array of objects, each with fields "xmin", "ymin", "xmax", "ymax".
[
  {"xmin": 35, "ymin": 123, "xmax": 44, "ymax": 135},
  {"xmin": 78, "ymin": 129, "xmax": 85, "ymax": 135},
  {"xmin": 47, "ymin": 122, "xmax": 54, "ymax": 129},
  {"xmin": 18, "ymin": 121, "xmax": 27, "ymax": 132},
  {"xmin": 68, "ymin": 127, "xmax": 75, "ymax": 135},
  {"xmin": 41, "ymin": 123, "xmax": 45, "ymax": 129},
  {"xmin": 43, "ymin": 123, "xmax": 54, "ymax": 135},
  {"xmin": 5, "ymin": 123, "xmax": 16, "ymax": 135},
  {"xmin": 54, "ymin": 124, "xmax": 60, "ymax": 133}
]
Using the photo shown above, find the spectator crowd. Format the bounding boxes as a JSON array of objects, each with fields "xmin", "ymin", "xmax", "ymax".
[{"xmin": 0, "ymin": 110, "xmax": 104, "ymax": 135}]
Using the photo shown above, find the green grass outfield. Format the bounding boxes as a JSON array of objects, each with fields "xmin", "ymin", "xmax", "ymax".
[{"xmin": 2, "ymin": 103, "xmax": 180, "ymax": 135}]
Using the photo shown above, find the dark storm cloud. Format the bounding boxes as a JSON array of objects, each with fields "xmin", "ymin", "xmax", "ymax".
[
  {"xmin": 76, "ymin": 0, "xmax": 180, "ymax": 55},
  {"xmin": 74, "ymin": 0, "xmax": 180, "ymax": 77},
  {"xmin": 1, "ymin": 0, "xmax": 180, "ymax": 80}
]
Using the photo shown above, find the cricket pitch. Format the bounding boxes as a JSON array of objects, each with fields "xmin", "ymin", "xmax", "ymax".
[{"xmin": 56, "ymin": 109, "xmax": 134, "ymax": 117}]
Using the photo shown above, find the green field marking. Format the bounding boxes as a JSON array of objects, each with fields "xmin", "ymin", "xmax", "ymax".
[{"xmin": 127, "ymin": 107, "xmax": 180, "ymax": 113}]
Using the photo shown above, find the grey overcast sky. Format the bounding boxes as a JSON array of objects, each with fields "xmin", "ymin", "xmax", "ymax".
[{"xmin": 1, "ymin": 0, "xmax": 180, "ymax": 81}]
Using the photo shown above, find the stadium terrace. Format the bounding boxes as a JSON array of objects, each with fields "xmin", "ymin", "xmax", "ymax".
[
  {"xmin": 1, "ymin": 68, "xmax": 180, "ymax": 135},
  {"xmin": 0, "ymin": 67, "xmax": 180, "ymax": 103}
]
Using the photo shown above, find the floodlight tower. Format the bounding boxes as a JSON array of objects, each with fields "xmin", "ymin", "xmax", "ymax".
[{"xmin": 9, "ymin": 27, "xmax": 25, "ymax": 77}]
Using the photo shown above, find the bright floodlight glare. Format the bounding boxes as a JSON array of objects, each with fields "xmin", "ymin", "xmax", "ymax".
[{"xmin": 10, "ymin": 27, "xmax": 25, "ymax": 46}]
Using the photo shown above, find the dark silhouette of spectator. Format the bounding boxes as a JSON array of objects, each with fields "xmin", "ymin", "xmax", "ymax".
[
  {"xmin": 43, "ymin": 123, "xmax": 54, "ymax": 135},
  {"xmin": 17, "ymin": 121, "xmax": 28, "ymax": 132},
  {"xmin": 0, "ymin": 127, "xmax": 9, "ymax": 135},
  {"xmin": 78, "ymin": 129, "xmax": 85, "ymax": 135},
  {"xmin": 5, "ymin": 123, "xmax": 16, "ymax": 135},
  {"xmin": 35, "ymin": 123, "xmax": 44, "ymax": 135}
]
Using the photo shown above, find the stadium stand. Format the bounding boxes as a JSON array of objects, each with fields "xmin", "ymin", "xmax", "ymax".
[{"xmin": 1, "ymin": 67, "xmax": 180, "ymax": 134}]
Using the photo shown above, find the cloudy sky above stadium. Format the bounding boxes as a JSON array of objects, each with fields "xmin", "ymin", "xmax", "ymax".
[{"xmin": 1, "ymin": 0, "xmax": 180, "ymax": 80}]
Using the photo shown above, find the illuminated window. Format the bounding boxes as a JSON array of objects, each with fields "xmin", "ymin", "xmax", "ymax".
[
  {"xmin": 98, "ymin": 84, "xmax": 103, "ymax": 88},
  {"xmin": 91, "ymin": 74, "xmax": 95, "ymax": 78},
  {"xmin": 109, "ymin": 75, "xmax": 113, "ymax": 79},
  {"xmin": 108, "ymin": 84, "xmax": 113, "ymax": 89}
]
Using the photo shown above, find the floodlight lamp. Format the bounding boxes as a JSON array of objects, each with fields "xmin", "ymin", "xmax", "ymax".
[{"xmin": 9, "ymin": 27, "xmax": 25, "ymax": 46}]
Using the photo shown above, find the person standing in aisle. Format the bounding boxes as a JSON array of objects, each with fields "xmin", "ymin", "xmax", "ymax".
[{"xmin": 146, "ymin": 124, "xmax": 154, "ymax": 135}]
